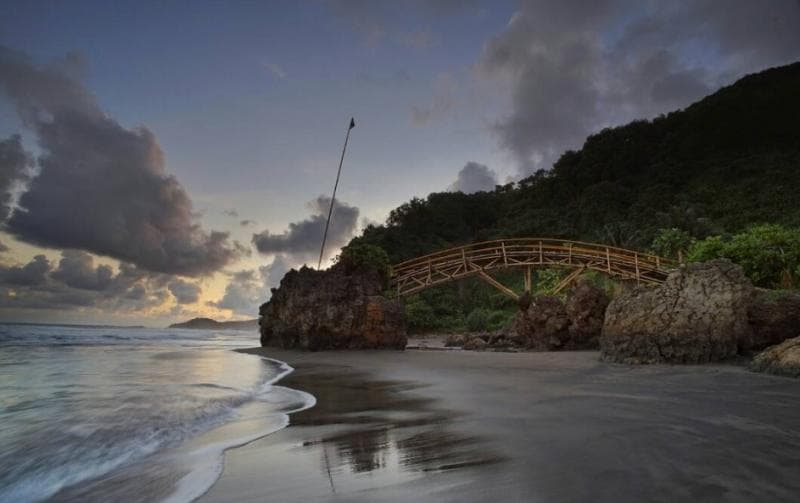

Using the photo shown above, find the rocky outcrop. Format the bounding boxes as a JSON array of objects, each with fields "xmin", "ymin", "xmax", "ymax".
[
  {"xmin": 749, "ymin": 336, "xmax": 800, "ymax": 377},
  {"xmin": 444, "ymin": 334, "xmax": 466, "ymax": 347},
  {"xmin": 564, "ymin": 279, "xmax": 610, "ymax": 349},
  {"xmin": 259, "ymin": 264, "xmax": 406, "ymax": 350},
  {"xmin": 505, "ymin": 280, "xmax": 610, "ymax": 351},
  {"xmin": 745, "ymin": 290, "xmax": 800, "ymax": 351},
  {"xmin": 463, "ymin": 336, "xmax": 488, "ymax": 350},
  {"xmin": 600, "ymin": 260, "xmax": 754, "ymax": 364},
  {"xmin": 509, "ymin": 296, "xmax": 570, "ymax": 350}
]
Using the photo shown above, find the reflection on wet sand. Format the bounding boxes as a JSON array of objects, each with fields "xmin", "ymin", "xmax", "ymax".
[{"xmin": 280, "ymin": 363, "xmax": 504, "ymax": 485}]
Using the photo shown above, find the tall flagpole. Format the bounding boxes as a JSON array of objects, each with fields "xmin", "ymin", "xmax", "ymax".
[{"xmin": 318, "ymin": 117, "xmax": 355, "ymax": 269}]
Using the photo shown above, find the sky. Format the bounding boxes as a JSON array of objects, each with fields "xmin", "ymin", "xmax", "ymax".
[{"xmin": 0, "ymin": 0, "xmax": 798, "ymax": 326}]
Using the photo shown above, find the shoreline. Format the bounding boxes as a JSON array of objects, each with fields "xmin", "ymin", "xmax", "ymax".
[{"xmin": 200, "ymin": 348, "xmax": 800, "ymax": 503}]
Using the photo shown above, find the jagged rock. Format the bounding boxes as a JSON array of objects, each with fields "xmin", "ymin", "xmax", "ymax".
[
  {"xmin": 463, "ymin": 336, "xmax": 488, "ymax": 350},
  {"xmin": 509, "ymin": 295, "xmax": 570, "ymax": 350},
  {"xmin": 564, "ymin": 279, "xmax": 610, "ymax": 349},
  {"xmin": 750, "ymin": 336, "xmax": 800, "ymax": 377},
  {"xmin": 600, "ymin": 260, "xmax": 754, "ymax": 364},
  {"xmin": 259, "ymin": 264, "xmax": 406, "ymax": 350},
  {"xmin": 745, "ymin": 290, "xmax": 800, "ymax": 351},
  {"xmin": 444, "ymin": 334, "xmax": 466, "ymax": 347}
]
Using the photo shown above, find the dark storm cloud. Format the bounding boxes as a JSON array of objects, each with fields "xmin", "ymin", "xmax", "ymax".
[
  {"xmin": 51, "ymin": 250, "xmax": 113, "ymax": 291},
  {"xmin": 252, "ymin": 196, "xmax": 359, "ymax": 262},
  {"xmin": 0, "ymin": 251, "xmax": 194, "ymax": 311},
  {"xmin": 167, "ymin": 278, "xmax": 201, "ymax": 304},
  {"xmin": 0, "ymin": 135, "xmax": 33, "ymax": 222},
  {"xmin": 0, "ymin": 46, "xmax": 243, "ymax": 276},
  {"xmin": 0, "ymin": 254, "xmax": 50, "ymax": 286},
  {"xmin": 449, "ymin": 162, "xmax": 498, "ymax": 194},
  {"xmin": 478, "ymin": 0, "xmax": 800, "ymax": 174}
]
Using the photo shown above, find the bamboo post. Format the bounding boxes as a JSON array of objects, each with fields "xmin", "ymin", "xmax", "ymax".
[
  {"xmin": 477, "ymin": 270, "xmax": 519, "ymax": 301},
  {"xmin": 524, "ymin": 265, "xmax": 532, "ymax": 293}
]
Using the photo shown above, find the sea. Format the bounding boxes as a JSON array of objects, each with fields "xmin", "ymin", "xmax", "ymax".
[{"xmin": 0, "ymin": 323, "xmax": 314, "ymax": 503}]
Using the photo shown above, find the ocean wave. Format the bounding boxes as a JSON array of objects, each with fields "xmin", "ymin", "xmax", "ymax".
[{"xmin": 0, "ymin": 329, "xmax": 314, "ymax": 503}]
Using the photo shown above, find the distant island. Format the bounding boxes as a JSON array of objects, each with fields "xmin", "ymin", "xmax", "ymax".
[{"xmin": 168, "ymin": 317, "xmax": 258, "ymax": 330}]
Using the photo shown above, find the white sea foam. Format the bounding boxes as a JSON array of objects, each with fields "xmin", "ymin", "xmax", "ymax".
[
  {"xmin": 163, "ymin": 362, "xmax": 316, "ymax": 503},
  {"xmin": 0, "ymin": 325, "xmax": 315, "ymax": 503}
]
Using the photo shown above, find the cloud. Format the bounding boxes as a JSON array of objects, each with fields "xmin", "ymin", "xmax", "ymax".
[
  {"xmin": 0, "ymin": 46, "xmax": 243, "ymax": 276},
  {"xmin": 252, "ymin": 196, "xmax": 359, "ymax": 263},
  {"xmin": 0, "ymin": 250, "xmax": 191, "ymax": 312},
  {"xmin": 51, "ymin": 250, "xmax": 113, "ymax": 291},
  {"xmin": 263, "ymin": 62, "xmax": 287, "ymax": 80},
  {"xmin": 477, "ymin": 0, "xmax": 800, "ymax": 175},
  {"xmin": 168, "ymin": 278, "xmax": 201, "ymax": 304},
  {"xmin": 0, "ymin": 254, "xmax": 50, "ymax": 286},
  {"xmin": 0, "ymin": 134, "xmax": 33, "ymax": 222},
  {"xmin": 449, "ymin": 162, "xmax": 498, "ymax": 193},
  {"xmin": 210, "ymin": 255, "xmax": 290, "ymax": 316}
]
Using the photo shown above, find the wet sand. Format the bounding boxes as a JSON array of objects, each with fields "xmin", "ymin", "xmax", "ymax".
[{"xmin": 200, "ymin": 349, "xmax": 800, "ymax": 503}]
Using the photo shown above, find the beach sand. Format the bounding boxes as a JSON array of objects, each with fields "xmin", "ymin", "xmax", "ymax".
[{"xmin": 199, "ymin": 349, "xmax": 800, "ymax": 503}]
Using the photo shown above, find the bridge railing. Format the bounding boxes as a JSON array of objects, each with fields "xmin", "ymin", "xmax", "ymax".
[{"xmin": 390, "ymin": 238, "xmax": 676, "ymax": 297}]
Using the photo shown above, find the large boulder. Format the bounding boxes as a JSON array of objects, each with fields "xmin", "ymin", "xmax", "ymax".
[
  {"xmin": 508, "ymin": 280, "xmax": 610, "ymax": 351},
  {"xmin": 600, "ymin": 260, "xmax": 754, "ymax": 364},
  {"xmin": 259, "ymin": 264, "xmax": 406, "ymax": 350},
  {"xmin": 564, "ymin": 279, "xmax": 610, "ymax": 349},
  {"xmin": 749, "ymin": 336, "xmax": 800, "ymax": 377},
  {"xmin": 509, "ymin": 295, "xmax": 571, "ymax": 350},
  {"xmin": 745, "ymin": 290, "xmax": 800, "ymax": 351}
]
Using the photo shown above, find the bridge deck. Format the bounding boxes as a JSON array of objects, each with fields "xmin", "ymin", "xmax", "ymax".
[{"xmin": 390, "ymin": 238, "xmax": 676, "ymax": 298}]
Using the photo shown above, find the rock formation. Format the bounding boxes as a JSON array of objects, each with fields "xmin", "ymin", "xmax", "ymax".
[
  {"xmin": 600, "ymin": 260, "xmax": 754, "ymax": 364},
  {"xmin": 564, "ymin": 279, "xmax": 610, "ymax": 349},
  {"xmin": 749, "ymin": 336, "xmax": 800, "ymax": 377},
  {"xmin": 509, "ymin": 295, "xmax": 571, "ymax": 350},
  {"xmin": 505, "ymin": 279, "xmax": 610, "ymax": 351},
  {"xmin": 259, "ymin": 263, "xmax": 406, "ymax": 350},
  {"xmin": 746, "ymin": 290, "xmax": 800, "ymax": 351}
]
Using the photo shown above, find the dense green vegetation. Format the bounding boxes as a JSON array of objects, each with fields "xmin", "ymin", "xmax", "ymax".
[
  {"xmin": 687, "ymin": 225, "xmax": 800, "ymax": 289},
  {"xmin": 336, "ymin": 242, "xmax": 391, "ymax": 286},
  {"xmin": 346, "ymin": 62, "xmax": 800, "ymax": 332}
]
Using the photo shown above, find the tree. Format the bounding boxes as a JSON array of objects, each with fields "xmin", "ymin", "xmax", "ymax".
[
  {"xmin": 687, "ymin": 224, "xmax": 800, "ymax": 288},
  {"xmin": 650, "ymin": 228, "xmax": 695, "ymax": 260}
]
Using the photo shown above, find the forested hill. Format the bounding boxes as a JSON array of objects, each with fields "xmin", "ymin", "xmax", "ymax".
[{"xmin": 349, "ymin": 62, "xmax": 800, "ymax": 263}]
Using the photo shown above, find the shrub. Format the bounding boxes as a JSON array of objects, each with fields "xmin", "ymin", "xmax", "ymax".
[
  {"xmin": 687, "ymin": 224, "xmax": 800, "ymax": 288},
  {"xmin": 336, "ymin": 243, "xmax": 391, "ymax": 283},
  {"xmin": 465, "ymin": 308, "xmax": 491, "ymax": 332},
  {"xmin": 649, "ymin": 228, "xmax": 695, "ymax": 260}
]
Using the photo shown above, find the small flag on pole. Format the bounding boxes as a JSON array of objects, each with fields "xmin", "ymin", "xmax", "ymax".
[{"xmin": 349, "ymin": 117, "xmax": 356, "ymax": 130}]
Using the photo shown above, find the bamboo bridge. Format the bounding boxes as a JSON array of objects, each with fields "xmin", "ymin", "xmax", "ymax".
[{"xmin": 389, "ymin": 238, "xmax": 676, "ymax": 300}]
